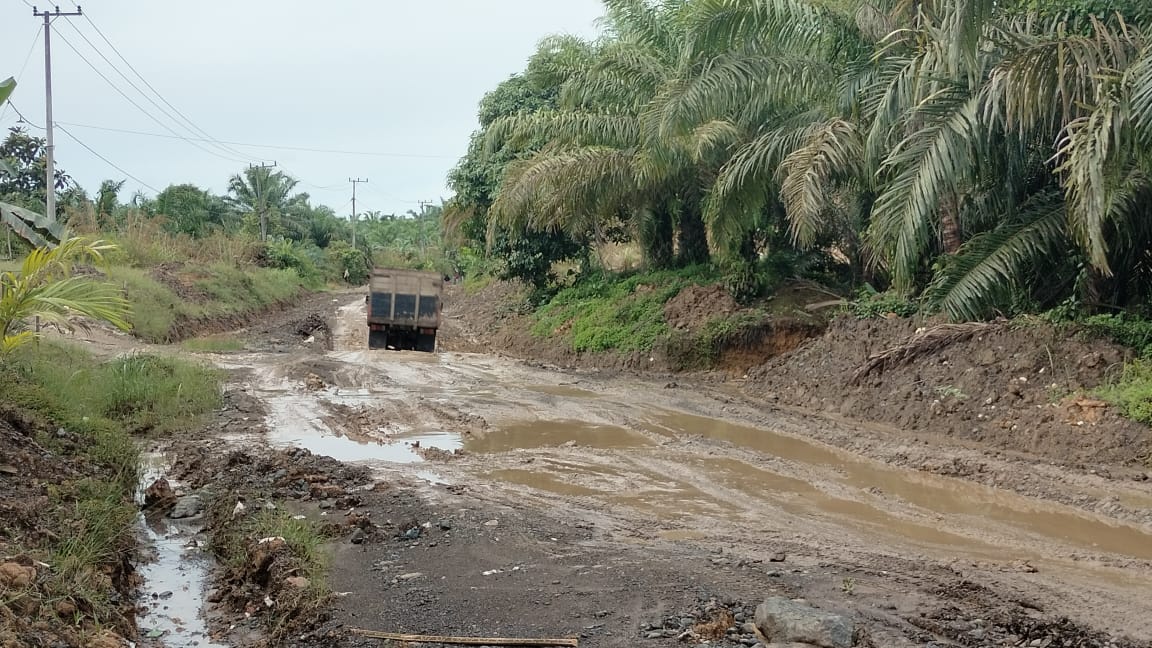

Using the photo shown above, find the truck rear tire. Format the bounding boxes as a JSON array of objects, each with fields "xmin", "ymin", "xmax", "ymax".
[
  {"xmin": 416, "ymin": 333, "xmax": 436, "ymax": 353},
  {"xmin": 368, "ymin": 330, "xmax": 387, "ymax": 349}
]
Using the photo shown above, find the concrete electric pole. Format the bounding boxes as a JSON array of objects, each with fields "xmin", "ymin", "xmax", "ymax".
[
  {"xmin": 349, "ymin": 177, "xmax": 367, "ymax": 247},
  {"xmin": 33, "ymin": 4, "xmax": 83, "ymax": 221}
]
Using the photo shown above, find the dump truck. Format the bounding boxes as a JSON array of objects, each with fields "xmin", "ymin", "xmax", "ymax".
[{"xmin": 366, "ymin": 268, "xmax": 443, "ymax": 352}]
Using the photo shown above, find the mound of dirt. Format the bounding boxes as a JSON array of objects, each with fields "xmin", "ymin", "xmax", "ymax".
[
  {"xmin": 151, "ymin": 262, "xmax": 210, "ymax": 302},
  {"xmin": 745, "ymin": 316, "xmax": 1150, "ymax": 466},
  {"xmin": 664, "ymin": 284, "xmax": 739, "ymax": 332}
]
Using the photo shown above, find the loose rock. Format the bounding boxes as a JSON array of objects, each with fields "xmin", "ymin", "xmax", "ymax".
[
  {"xmin": 168, "ymin": 494, "xmax": 203, "ymax": 519},
  {"xmin": 755, "ymin": 597, "xmax": 855, "ymax": 648}
]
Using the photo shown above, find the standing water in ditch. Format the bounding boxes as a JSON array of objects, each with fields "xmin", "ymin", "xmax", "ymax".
[{"xmin": 134, "ymin": 452, "xmax": 228, "ymax": 648}]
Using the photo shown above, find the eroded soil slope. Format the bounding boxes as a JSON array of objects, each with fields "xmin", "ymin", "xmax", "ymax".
[{"xmin": 744, "ymin": 316, "xmax": 1150, "ymax": 467}]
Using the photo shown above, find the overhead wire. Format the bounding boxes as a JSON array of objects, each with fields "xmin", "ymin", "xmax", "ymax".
[
  {"xmin": 1, "ymin": 29, "xmax": 42, "ymax": 126},
  {"xmin": 8, "ymin": 99, "xmax": 160, "ymax": 193},
  {"xmin": 6, "ymin": 102, "xmax": 43, "ymax": 130},
  {"xmin": 18, "ymin": 2, "xmax": 437, "ymax": 206},
  {"xmin": 51, "ymin": 28, "xmax": 253, "ymax": 164},
  {"xmin": 65, "ymin": 8, "xmax": 260, "ymax": 162},
  {"xmin": 58, "ymin": 19, "xmax": 259, "ymax": 163},
  {"xmin": 52, "ymin": 121, "xmax": 458, "ymax": 159}
]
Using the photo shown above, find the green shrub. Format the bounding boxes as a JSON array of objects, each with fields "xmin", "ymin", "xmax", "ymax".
[
  {"xmin": 263, "ymin": 239, "xmax": 322, "ymax": 284},
  {"xmin": 846, "ymin": 286, "xmax": 919, "ymax": 319},
  {"xmin": 325, "ymin": 240, "xmax": 370, "ymax": 284},
  {"xmin": 1095, "ymin": 360, "xmax": 1152, "ymax": 425},
  {"xmin": 1079, "ymin": 313, "xmax": 1152, "ymax": 357},
  {"xmin": 723, "ymin": 263, "xmax": 766, "ymax": 305}
]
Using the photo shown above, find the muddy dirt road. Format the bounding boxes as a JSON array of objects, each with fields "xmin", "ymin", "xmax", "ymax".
[
  {"xmin": 170, "ymin": 292, "xmax": 1150, "ymax": 646},
  {"xmin": 117, "ymin": 290, "xmax": 1152, "ymax": 648}
]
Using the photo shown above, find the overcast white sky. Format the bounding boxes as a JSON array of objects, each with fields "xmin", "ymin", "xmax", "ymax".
[{"xmin": 0, "ymin": 1, "xmax": 605, "ymax": 216}]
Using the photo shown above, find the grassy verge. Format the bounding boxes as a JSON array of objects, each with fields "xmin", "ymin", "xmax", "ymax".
[
  {"xmin": 532, "ymin": 266, "xmax": 722, "ymax": 353},
  {"xmin": 105, "ymin": 263, "xmax": 307, "ymax": 342},
  {"xmin": 182, "ymin": 334, "xmax": 245, "ymax": 353},
  {"xmin": 0, "ymin": 343, "xmax": 222, "ymax": 645},
  {"xmin": 1095, "ymin": 360, "xmax": 1152, "ymax": 426},
  {"xmin": 209, "ymin": 504, "xmax": 331, "ymax": 641}
]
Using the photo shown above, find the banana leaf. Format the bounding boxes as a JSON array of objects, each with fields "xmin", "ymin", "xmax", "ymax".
[
  {"xmin": 0, "ymin": 77, "xmax": 14, "ymax": 105},
  {"xmin": 0, "ymin": 201, "xmax": 66, "ymax": 248}
]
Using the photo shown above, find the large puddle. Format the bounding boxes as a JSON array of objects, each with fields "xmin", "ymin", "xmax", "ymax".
[
  {"xmin": 654, "ymin": 412, "xmax": 1152, "ymax": 560},
  {"xmin": 259, "ymin": 388, "xmax": 461, "ymax": 464},
  {"xmin": 465, "ymin": 420, "xmax": 650, "ymax": 453}
]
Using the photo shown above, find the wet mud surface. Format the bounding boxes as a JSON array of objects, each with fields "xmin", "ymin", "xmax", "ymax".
[{"xmin": 57, "ymin": 288, "xmax": 1152, "ymax": 647}]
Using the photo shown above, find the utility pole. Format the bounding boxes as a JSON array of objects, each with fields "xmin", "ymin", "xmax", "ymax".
[
  {"xmin": 249, "ymin": 161, "xmax": 277, "ymax": 241},
  {"xmin": 349, "ymin": 177, "xmax": 367, "ymax": 247},
  {"xmin": 416, "ymin": 200, "xmax": 434, "ymax": 256},
  {"xmin": 33, "ymin": 4, "xmax": 83, "ymax": 221}
]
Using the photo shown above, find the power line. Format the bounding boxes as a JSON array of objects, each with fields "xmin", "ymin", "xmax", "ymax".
[
  {"xmin": 59, "ymin": 19, "xmax": 258, "ymax": 163},
  {"xmin": 51, "ymin": 29, "xmax": 253, "ymax": 165},
  {"xmin": 63, "ymin": 11, "xmax": 259, "ymax": 162},
  {"xmin": 54, "ymin": 123, "xmax": 161, "ymax": 193},
  {"xmin": 0, "ymin": 28, "xmax": 42, "ymax": 124},
  {"xmin": 7, "ymin": 102, "xmax": 44, "ymax": 130},
  {"xmin": 52, "ymin": 121, "xmax": 458, "ymax": 159}
]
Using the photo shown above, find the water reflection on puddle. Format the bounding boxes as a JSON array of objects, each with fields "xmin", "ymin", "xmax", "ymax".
[
  {"xmin": 465, "ymin": 419, "xmax": 649, "ymax": 453},
  {"xmin": 135, "ymin": 454, "xmax": 226, "ymax": 648},
  {"xmin": 657, "ymin": 412, "xmax": 1152, "ymax": 560}
]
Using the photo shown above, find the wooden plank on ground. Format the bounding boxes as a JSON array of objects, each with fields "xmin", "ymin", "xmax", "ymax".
[{"xmin": 349, "ymin": 629, "xmax": 579, "ymax": 647}]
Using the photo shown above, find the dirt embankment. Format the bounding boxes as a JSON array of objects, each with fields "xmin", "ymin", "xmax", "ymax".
[
  {"xmin": 745, "ymin": 317, "xmax": 1150, "ymax": 468},
  {"xmin": 439, "ymin": 281, "xmax": 824, "ymax": 375}
]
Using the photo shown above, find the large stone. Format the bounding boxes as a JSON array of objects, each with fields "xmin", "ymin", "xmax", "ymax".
[
  {"xmin": 754, "ymin": 598, "xmax": 854, "ymax": 648},
  {"xmin": 0, "ymin": 562, "xmax": 36, "ymax": 588},
  {"xmin": 168, "ymin": 494, "xmax": 203, "ymax": 519}
]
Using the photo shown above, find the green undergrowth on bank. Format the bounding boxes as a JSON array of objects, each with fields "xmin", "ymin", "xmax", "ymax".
[
  {"xmin": 104, "ymin": 263, "xmax": 307, "ymax": 342},
  {"xmin": 531, "ymin": 265, "xmax": 723, "ymax": 353},
  {"xmin": 0, "ymin": 342, "xmax": 223, "ymax": 643}
]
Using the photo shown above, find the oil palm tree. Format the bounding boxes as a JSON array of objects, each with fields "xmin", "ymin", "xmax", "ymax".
[
  {"xmin": 225, "ymin": 166, "xmax": 299, "ymax": 242},
  {"xmin": 0, "ymin": 238, "xmax": 130, "ymax": 354},
  {"xmin": 486, "ymin": 0, "xmax": 718, "ymax": 268}
]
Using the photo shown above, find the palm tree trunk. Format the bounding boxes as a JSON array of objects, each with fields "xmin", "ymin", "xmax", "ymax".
[
  {"xmin": 939, "ymin": 193, "xmax": 962, "ymax": 255},
  {"xmin": 639, "ymin": 204, "xmax": 674, "ymax": 269},
  {"xmin": 677, "ymin": 202, "xmax": 710, "ymax": 266}
]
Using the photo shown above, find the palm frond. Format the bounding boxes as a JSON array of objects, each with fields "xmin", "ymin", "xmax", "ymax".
[
  {"xmin": 869, "ymin": 88, "xmax": 984, "ymax": 288},
  {"xmin": 657, "ymin": 52, "xmax": 839, "ymax": 137},
  {"xmin": 685, "ymin": 0, "xmax": 833, "ymax": 58},
  {"xmin": 985, "ymin": 17, "xmax": 1145, "ymax": 137},
  {"xmin": 778, "ymin": 119, "xmax": 865, "ymax": 247},
  {"xmin": 488, "ymin": 148, "xmax": 636, "ymax": 239},
  {"xmin": 927, "ymin": 189, "xmax": 1067, "ymax": 321},
  {"xmin": 561, "ymin": 41, "xmax": 669, "ymax": 110},
  {"xmin": 1055, "ymin": 94, "xmax": 1142, "ymax": 273}
]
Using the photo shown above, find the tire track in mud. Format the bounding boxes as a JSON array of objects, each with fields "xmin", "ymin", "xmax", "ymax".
[{"xmin": 211, "ymin": 294, "xmax": 1152, "ymax": 641}]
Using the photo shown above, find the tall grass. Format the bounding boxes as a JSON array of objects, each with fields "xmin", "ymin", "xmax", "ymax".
[
  {"xmin": 2, "ymin": 342, "xmax": 222, "ymax": 438},
  {"xmin": 63, "ymin": 209, "xmax": 313, "ymax": 341},
  {"xmin": 69, "ymin": 209, "xmax": 262, "ymax": 267},
  {"xmin": 0, "ymin": 341, "xmax": 224, "ymax": 632}
]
